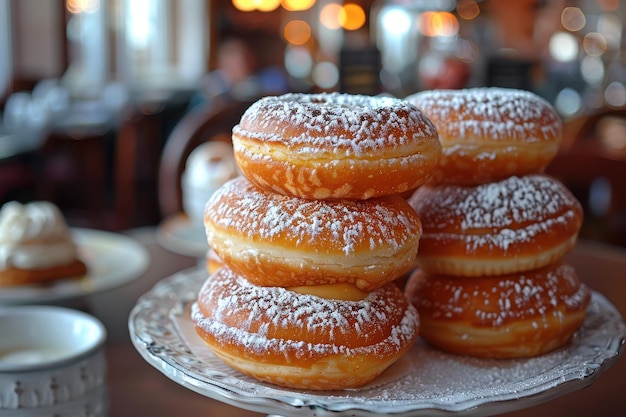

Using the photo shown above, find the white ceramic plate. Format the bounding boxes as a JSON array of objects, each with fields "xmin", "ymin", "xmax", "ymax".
[
  {"xmin": 156, "ymin": 214, "xmax": 208, "ymax": 258},
  {"xmin": 129, "ymin": 268, "xmax": 626, "ymax": 417},
  {"xmin": 0, "ymin": 228, "xmax": 149, "ymax": 305}
]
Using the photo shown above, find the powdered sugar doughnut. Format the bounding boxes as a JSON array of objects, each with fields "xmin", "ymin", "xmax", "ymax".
[
  {"xmin": 192, "ymin": 266, "xmax": 420, "ymax": 390},
  {"xmin": 204, "ymin": 176, "xmax": 422, "ymax": 292},
  {"xmin": 404, "ymin": 262, "xmax": 590, "ymax": 358},
  {"xmin": 408, "ymin": 175, "xmax": 583, "ymax": 276},
  {"xmin": 405, "ymin": 88, "xmax": 562, "ymax": 185},
  {"xmin": 232, "ymin": 92, "xmax": 441, "ymax": 200}
]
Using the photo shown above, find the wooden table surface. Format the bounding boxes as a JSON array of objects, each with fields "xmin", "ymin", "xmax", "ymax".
[{"xmin": 80, "ymin": 227, "xmax": 625, "ymax": 417}]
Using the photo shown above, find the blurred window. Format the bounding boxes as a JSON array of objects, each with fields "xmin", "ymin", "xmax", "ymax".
[
  {"xmin": 116, "ymin": 0, "xmax": 207, "ymax": 90},
  {"xmin": 0, "ymin": 0, "xmax": 11, "ymax": 99}
]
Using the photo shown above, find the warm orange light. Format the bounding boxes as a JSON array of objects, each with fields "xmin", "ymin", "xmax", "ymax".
[
  {"xmin": 283, "ymin": 20, "xmax": 312, "ymax": 45},
  {"xmin": 257, "ymin": 0, "xmax": 281, "ymax": 12},
  {"xmin": 320, "ymin": 3, "xmax": 343, "ymax": 30},
  {"xmin": 282, "ymin": 0, "xmax": 316, "ymax": 12},
  {"xmin": 232, "ymin": 0, "xmax": 256, "ymax": 12},
  {"xmin": 339, "ymin": 3, "xmax": 366, "ymax": 31},
  {"xmin": 66, "ymin": 0, "xmax": 100, "ymax": 14},
  {"xmin": 419, "ymin": 11, "xmax": 459, "ymax": 37},
  {"xmin": 456, "ymin": 0, "xmax": 480, "ymax": 21},
  {"xmin": 597, "ymin": 0, "xmax": 619, "ymax": 11},
  {"xmin": 232, "ymin": 0, "xmax": 281, "ymax": 12}
]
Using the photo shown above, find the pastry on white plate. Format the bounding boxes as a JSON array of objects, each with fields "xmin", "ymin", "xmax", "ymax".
[{"xmin": 0, "ymin": 201, "xmax": 87, "ymax": 287}]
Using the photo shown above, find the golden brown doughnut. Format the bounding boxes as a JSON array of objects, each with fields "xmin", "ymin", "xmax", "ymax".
[
  {"xmin": 204, "ymin": 176, "xmax": 422, "ymax": 292},
  {"xmin": 232, "ymin": 92, "xmax": 441, "ymax": 200},
  {"xmin": 405, "ymin": 88, "xmax": 562, "ymax": 185},
  {"xmin": 408, "ymin": 174, "xmax": 583, "ymax": 277},
  {"xmin": 192, "ymin": 266, "xmax": 420, "ymax": 390},
  {"xmin": 404, "ymin": 262, "xmax": 590, "ymax": 358}
]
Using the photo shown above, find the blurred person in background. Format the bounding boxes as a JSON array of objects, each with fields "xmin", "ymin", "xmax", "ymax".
[{"xmin": 191, "ymin": 36, "xmax": 288, "ymax": 109}]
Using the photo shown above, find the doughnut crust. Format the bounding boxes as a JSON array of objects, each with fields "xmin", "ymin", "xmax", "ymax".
[
  {"xmin": 232, "ymin": 92, "xmax": 441, "ymax": 200},
  {"xmin": 205, "ymin": 247, "xmax": 223, "ymax": 275},
  {"xmin": 405, "ymin": 262, "xmax": 590, "ymax": 358},
  {"xmin": 192, "ymin": 267, "xmax": 420, "ymax": 390},
  {"xmin": 205, "ymin": 176, "xmax": 422, "ymax": 292},
  {"xmin": 408, "ymin": 175, "xmax": 583, "ymax": 276},
  {"xmin": 0, "ymin": 259, "xmax": 87, "ymax": 288},
  {"xmin": 405, "ymin": 88, "xmax": 562, "ymax": 185}
]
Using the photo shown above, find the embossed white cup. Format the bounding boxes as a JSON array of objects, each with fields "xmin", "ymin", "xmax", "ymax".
[
  {"xmin": 0, "ymin": 306, "xmax": 108, "ymax": 416},
  {"xmin": 182, "ymin": 141, "xmax": 239, "ymax": 227}
]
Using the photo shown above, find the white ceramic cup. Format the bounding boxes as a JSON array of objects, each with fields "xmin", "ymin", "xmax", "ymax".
[
  {"xmin": 182, "ymin": 141, "xmax": 239, "ymax": 226},
  {"xmin": 0, "ymin": 306, "xmax": 108, "ymax": 415}
]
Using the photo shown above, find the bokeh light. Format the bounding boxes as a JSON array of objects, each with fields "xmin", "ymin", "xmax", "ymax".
[
  {"xmin": 583, "ymin": 32, "xmax": 608, "ymax": 56},
  {"xmin": 284, "ymin": 46, "xmax": 313, "ymax": 78},
  {"xmin": 312, "ymin": 61, "xmax": 339, "ymax": 89},
  {"xmin": 339, "ymin": 3, "xmax": 366, "ymax": 31},
  {"xmin": 597, "ymin": 13, "xmax": 622, "ymax": 50},
  {"xmin": 605, "ymin": 81, "xmax": 626, "ymax": 108},
  {"xmin": 283, "ymin": 20, "xmax": 312, "ymax": 45},
  {"xmin": 456, "ymin": 0, "xmax": 480, "ymax": 21},
  {"xmin": 281, "ymin": 0, "xmax": 315, "ymax": 12},
  {"xmin": 231, "ymin": 0, "xmax": 281, "ymax": 12},
  {"xmin": 66, "ymin": 0, "xmax": 100, "ymax": 13},
  {"xmin": 232, "ymin": 0, "xmax": 255, "ymax": 12},
  {"xmin": 419, "ymin": 11, "xmax": 459, "ymax": 37},
  {"xmin": 554, "ymin": 87, "xmax": 582, "ymax": 117},
  {"xmin": 257, "ymin": 0, "xmax": 281, "ymax": 12},
  {"xmin": 380, "ymin": 7, "xmax": 411, "ymax": 36},
  {"xmin": 580, "ymin": 55, "xmax": 605, "ymax": 85},
  {"xmin": 561, "ymin": 7, "xmax": 585, "ymax": 32},
  {"xmin": 549, "ymin": 31, "xmax": 579, "ymax": 62},
  {"xmin": 320, "ymin": 3, "xmax": 343, "ymax": 30}
]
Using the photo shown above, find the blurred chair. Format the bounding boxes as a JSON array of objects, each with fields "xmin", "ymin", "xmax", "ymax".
[
  {"xmin": 157, "ymin": 99, "xmax": 253, "ymax": 218},
  {"xmin": 546, "ymin": 108, "xmax": 626, "ymax": 247},
  {"xmin": 113, "ymin": 90, "xmax": 193, "ymax": 230},
  {"xmin": 35, "ymin": 99, "xmax": 118, "ymax": 229}
]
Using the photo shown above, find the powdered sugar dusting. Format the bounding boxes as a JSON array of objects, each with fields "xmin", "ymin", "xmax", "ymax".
[
  {"xmin": 136, "ymin": 265, "xmax": 625, "ymax": 413},
  {"xmin": 233, "ymin": 92, "xmax": 438, "ymax": 155},
  {"xmin": 409, "ymin": 175, "xmax": 581, "ymax": 251},
  {"xmin": 192, "ymin": 267, "xmax": 419, "ymax": 359},
  {"xmin": 406, "ymin": 88, "xmax": 561, "ymax": 143},
  {"xmin": 206, "ymin": 177, "xmax": 421, "ymax": 254},
  {"xmin": 416, "ymin": 263, "xmax": 590, "ymax": 327}
]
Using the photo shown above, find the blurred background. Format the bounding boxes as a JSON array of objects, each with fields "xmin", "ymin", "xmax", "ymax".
[{"xmin": 1, "ymin": 0, "xmax": 625, "ymax": 246}]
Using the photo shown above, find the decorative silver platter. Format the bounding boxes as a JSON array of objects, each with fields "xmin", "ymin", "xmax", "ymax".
[{"xmin": 129, "ymin": 267, "xmax": 625, "ymax": 417}]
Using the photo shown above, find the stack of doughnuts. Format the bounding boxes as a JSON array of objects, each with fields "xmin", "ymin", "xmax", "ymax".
[
  {"xmin": 192, "ymin": 92, "xmax": 442, "ymax": 390},
  {"xmin": 403, "ymin": 88, "xmax": 591, "ymax": 359}
]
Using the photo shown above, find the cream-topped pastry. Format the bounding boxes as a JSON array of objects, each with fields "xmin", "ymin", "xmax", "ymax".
[{"xmin": 0, "ymin": 201, "xmax": 87, "ymax": 287}]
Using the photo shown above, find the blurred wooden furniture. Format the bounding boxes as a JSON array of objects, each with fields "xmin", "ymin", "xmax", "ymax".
[
  {"xmin": 157, "ymin": 99, "xmax": 252, "ymax": 218},
  {"xmin": 114, "ymin": 91, "xmax": 192, "ymax": 230},
  {"xmin": 0, "ymin": 130, "xmax": 38, "ymax": 204},
  {"xmin": 35, "ymin": 108, "xmax": 118, "ymax": 229},
  {"xmin": 547, "ymin": 108, "xmax": 626, "ymax": 247}
]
